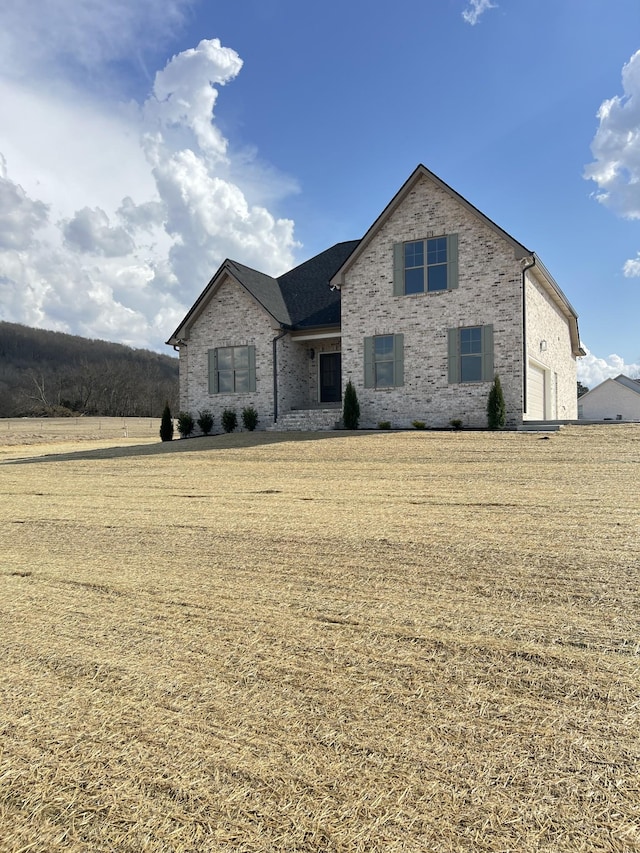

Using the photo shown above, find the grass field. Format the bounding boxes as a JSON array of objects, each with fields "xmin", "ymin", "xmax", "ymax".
[{"xmin": 0, "ymin": 421, "xmax": 638, "ymax": 852}]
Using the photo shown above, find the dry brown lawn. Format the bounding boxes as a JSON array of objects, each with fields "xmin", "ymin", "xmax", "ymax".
[{"xmin": 0, "ymin": 421, "xmax": 638, "ymax": 852}]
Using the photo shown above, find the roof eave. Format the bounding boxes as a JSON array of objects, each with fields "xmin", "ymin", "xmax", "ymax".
[
  {"xmin": 529, "ymin": 256, "xmax": 584, "ymax": 357},
  {"xmin": 329, "ymin": 164, "xmax": 532, "ymax": 289},
  {"xmin": 165, "ymin": 261, "xmax": 287, "ymax": 347}
]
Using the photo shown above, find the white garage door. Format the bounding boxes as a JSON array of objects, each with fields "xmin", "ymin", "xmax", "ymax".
[{"xmin": 528, "ymin": 362, "xmax": 546, "ymax": 419}]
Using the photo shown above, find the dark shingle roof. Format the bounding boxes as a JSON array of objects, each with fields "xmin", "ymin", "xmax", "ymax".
[
  {"xmin": 226, "ymin": 261, "xmax": 291, "ymax": 325},
  {"xmin": 166, "ymin": 240, "xmax": 361, "ymax": 345},
  {"xmin": 277, "ymin": 240, "xmax": 360, "ymax": 328}
]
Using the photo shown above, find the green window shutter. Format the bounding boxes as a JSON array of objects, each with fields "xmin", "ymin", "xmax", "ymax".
[
  {"xmin": 248, "ymin": 345, "xmax": 257, "ymax": 392},
  {"xmin": 393, "ymin": 243, "xmax": 404, "ymax": 296},
  {"xmin": 447, "ymin": 328, "xmax": 459, "ymax": 384},
  {"xmin": 208, "ymin": 349, "xmax": 218, "ymax": 394},
  {"xmin": 481, "ymin": 324, "xmax": 494, "ymax": 381},
  {"xmin": 364, "ymin": 337, "xmax": 375, "ymax": 388},
  {"xmin": 393, "ymin": 334, "xmax": 404, "ymax": 387},
  {"xmin": 447, "ymin": 233, "xmax": 459, "ymax": 290}
]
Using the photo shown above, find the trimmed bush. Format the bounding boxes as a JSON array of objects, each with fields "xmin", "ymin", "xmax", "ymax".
[
  {"xmin": 197, "ymin": 409, "xmax": 214, "ymax": 435},
  {"xmin": 487, "ymin": 375, "xmax": 506, "ymax": 430},
  {"xmin": 242, "ymin": 406, "xmax": 259, "ymax": 431},
  {"xmin": 378, "ymin": 421, "xmax": 391, "ymax": 430},
  {"xmin": 450, "ymin": 418, "xmax": 463, "ymax": 430},
  {"xmin": 177, "ymin": 411, "xmax": 195, "ymax": 438},
  {"xmin": 159, "ymin": 403, "xmax": 174, "ymax": 442},
  {"xmin": 412, "ymin": 420, "xmax": 426, "ymax": 430},
  {"xmin": 221, "ymin": 408, "xmax": 238, "ymax": 433},
  {"xmin": 342, "ymin": 380, "xmax": 360, "ymax": 430}
]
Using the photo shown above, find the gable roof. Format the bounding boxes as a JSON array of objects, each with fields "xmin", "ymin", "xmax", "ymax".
[
  {"xmin": 613, "ymin": 374, "xmax": 640, "ymax": 394},
  {"xmin": 329, "ymin": 164, "xmax": 584, "ymax": 357},
  {"xmin": 278, "ymin": 240, "xmax": 360, "ymax": 328},
  {"xmin": 329, "ymin": 164, "xmax": 532, "ymax": 289},
  {"xmin": 166, "ymin": 240, "xmax": 359, "ymax": 346},
  {"xmin": 581, "ymin": 374, "xmax": 640, "ymax": 400}
]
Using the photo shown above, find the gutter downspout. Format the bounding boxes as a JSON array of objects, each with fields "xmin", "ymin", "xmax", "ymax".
[
  {"xmin": 272, "ymin": 327, "xmax": 288, "ymax": 423},
  {"xmin": 172, "ymin": 340, "xmax": 186, "ymax": 408},
  {"xmin": 521, "ymin": 256, "xmax": 536, "ymax": 417}
]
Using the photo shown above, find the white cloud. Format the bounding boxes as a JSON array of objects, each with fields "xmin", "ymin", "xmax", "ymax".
[
  {"xmin": 623, "ymin": 253, "xmax": 640, "ymax": 277},
  {"xmin": 147, "ymin": 38, "xmax": 243, "ymax": 160},
  {"xmin": 577, "ymin": 347, "xmax": 640, "ymax": 388},
  {"xmin": 62, "ymin": 207, "xmax": 136, "ymax": 257},
  {"xmin": 0, "ymin": 156, "xmax": 49, "ymax": 250},
  {"xmin": 462, "ymin": 0, "xmax": 497, "ymax": 26},
  {"xmin": 0, "ymin": 18, "xmax": 299, "ymax": 350},
  {"xmin": 0, "ymin": 0, "xmax": 193, "ymax": 82},
  {"xmin": 584, "ymin": 50, "xmax": 640, "ymax": 220}
]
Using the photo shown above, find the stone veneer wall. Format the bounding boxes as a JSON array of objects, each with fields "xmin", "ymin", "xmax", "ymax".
[
  {"xmin": 524, "ymin": 272, "xmax": 578, "ymax": 420},
  {"xmin": 340, "ymin": 175, "xmax": 525, "ymax": 429},
  {"xmin": 180, "ymin": 275, "xmax": 280, "ymax": 430}
]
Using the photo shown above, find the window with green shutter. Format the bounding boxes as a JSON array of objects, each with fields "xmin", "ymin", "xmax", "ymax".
[
  {"xmin": 393, "ymin": 235, "xmax": 458, "ymax": 295},
  {"xmin": 364, "ymin": 334, "xmax": 404, "ymax": 388},
  {"xmin": 447, "ymin": 325, "xmax": 493, "ymax": 383},
  {"xmin": 208, "ymin": 345, "xmax": 256, "ymax": 393}
]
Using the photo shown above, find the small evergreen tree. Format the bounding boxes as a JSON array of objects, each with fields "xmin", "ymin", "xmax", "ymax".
[
  {"xmin": 159, "ymin": 402, "xmax": 174, "ymax": 442},
  {"xmin": 487, "ymin": 375, "xmax": 506, "ymax": 430},
  {"xmin": 342, "ymin": 380, "xmax": 360, "ymax": 430},
  {"xmin": 177, "ymin": 411, "xmax": 195, "ymax": 438},
  {"xmin": 197, "ymin": 409, "xmax": 214, "ymax": 435},
  {"xmin": 242, "ymin": 406, "xmax": 259, "ymax": 431},
  {"xmin": 221, "ymin": 408, "xmax": 237, "ymax": 433}
]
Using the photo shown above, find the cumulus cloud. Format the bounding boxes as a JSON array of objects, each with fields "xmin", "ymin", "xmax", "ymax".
[
  {"xmin": 62, "ymin": 207, "xmax": 136, "ymax": 257},
  {"xmin": 584, "ymin": 51, "xmax": 640, "ymax": 282},
  {"xmin": 584, "ymin": 50, "xmax": 640, "ymax": 220},
  {"xmin": 577, "ymin": 347, "xmax": 640, "ymax": 388},
  {"xmin": 0, "ymin": 25, "xmax": 299, "ymax": 350},
  {"xmin": 147, "ymin": 38, "xmax": 243, "ymax": 160},
  {"xmin": 462, "ymin": 0, "xmax": 497, "ymax": 26},
  {"xmin": 623, "ymin": 253, "xmax": 640, "ymax": 278},
  {"xmin": 0, "ymin": 155, "xmax": 49, "ymax": 250}
]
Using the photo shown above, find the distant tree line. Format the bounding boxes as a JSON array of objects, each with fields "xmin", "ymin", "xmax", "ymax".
[{"xmin": 0, "ymin": 321, "xmax": 178, "ymax": 418}]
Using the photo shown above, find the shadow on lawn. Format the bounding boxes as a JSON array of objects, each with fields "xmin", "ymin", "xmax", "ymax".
[{"xmin": 1, "ymin": 430, "xmax": 367, "ymax": 465}]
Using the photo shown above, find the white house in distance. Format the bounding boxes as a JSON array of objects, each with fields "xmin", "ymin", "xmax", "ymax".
[
  {"xmin": 579, "ymin": 375, "xmax": 640, "ymax": 421},
  {"xmin": 167, "ymin": 164, "xmax": 584, "ymax": 430}
]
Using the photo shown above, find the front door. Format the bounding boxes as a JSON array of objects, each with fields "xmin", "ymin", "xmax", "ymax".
[{"xmin": 319, "ymin": 352, "xmax": 341, "ymax": 403}]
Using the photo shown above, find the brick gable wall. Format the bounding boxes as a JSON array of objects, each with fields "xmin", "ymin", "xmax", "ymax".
[{"xmin": 340, "ymin": 175, "xmax": 525, "ymax": 428}]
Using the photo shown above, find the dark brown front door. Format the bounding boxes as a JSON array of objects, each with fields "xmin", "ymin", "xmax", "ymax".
[{"xmin": 319, "ymin": 352, "xmax": 341, "ymax": 403}]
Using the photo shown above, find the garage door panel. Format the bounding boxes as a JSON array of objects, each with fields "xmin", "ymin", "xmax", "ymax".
[{"xmin": 528, "ymin": 363, "xmax": 545, "ymax": 419}]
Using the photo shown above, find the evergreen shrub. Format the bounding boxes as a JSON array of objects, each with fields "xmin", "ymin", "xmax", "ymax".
[
  {"xmin": 197, "ymin": 409, "xmax": 214, "ymax": 435},
  {"xmin": 177, "ymin": 411, "xmax": 195, "ymax": 438},
  {"xmin": 342, "ymin": 380, "xmax": 360, "ymax": 430},
  {"xmin": 222, "ymin": 409, "xmax": 237, "ymax": 433},
  {"xmin": 242, "ymin": 406, "xmax": 259, "ymax": 431},
  {"xmin": 159, "ymin": 403, "xmax": 174, "ymax": 442},
  {"xmin": 487, "ymin": 375, "xmax": 506, "ymax": 430}
]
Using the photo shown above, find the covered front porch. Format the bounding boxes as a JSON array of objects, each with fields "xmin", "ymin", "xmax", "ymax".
[{"xmin": 273, "ymin": 329, "xmax": 343, "ymax": 429}]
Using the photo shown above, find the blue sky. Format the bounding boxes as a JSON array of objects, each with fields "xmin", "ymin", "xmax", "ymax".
[{"xmin": 0, "ymin": 0, "xmax": 639, "ymax": 386}]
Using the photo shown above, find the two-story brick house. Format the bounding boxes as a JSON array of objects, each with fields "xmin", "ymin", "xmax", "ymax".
[{"xmin": 167, "ymin": 165, "xmax": 584, "ymax": 430}]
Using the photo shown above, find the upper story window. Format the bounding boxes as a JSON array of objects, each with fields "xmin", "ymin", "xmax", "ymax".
[
  {"xmin": 393, "ymin": 234, "xmax": 458, "ymax": 296},
  {"xmin": 208, "ymin": 345, "xmax": 256, "ymax": 394}
]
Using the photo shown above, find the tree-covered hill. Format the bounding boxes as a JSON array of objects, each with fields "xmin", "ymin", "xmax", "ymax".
[{"xmin": 0, "ymin": 322, "xmax": 178, "ymax": 418}]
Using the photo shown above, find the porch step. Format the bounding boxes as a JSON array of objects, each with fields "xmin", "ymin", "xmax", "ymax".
[
  {"xmin": 517, "ymin": 420, "xmax": 567, "ymax": 432},
  {"xmin": 268, "ymin": 408, "xmax": 342, "ymax": 431}
]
